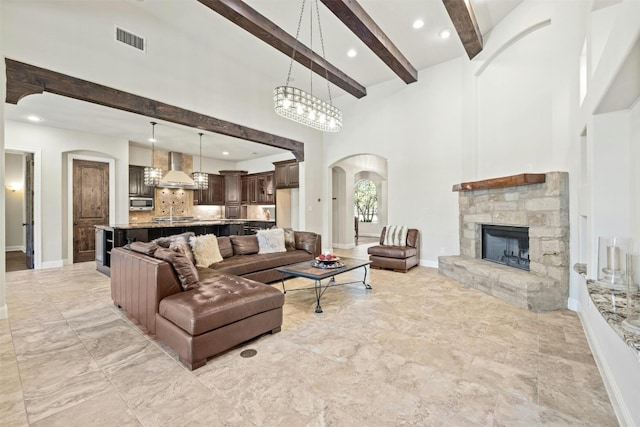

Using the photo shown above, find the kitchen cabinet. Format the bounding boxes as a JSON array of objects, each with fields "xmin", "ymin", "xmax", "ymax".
[
  {"xmin": 220, "ymin": 170, "xmax": 246, "ymax": 219},
  {"xmin": 194, "ymin": 174, "xmax": 225, "ymax": 206},
  {"xmin": 242, "ymin": 171, "xmax": 275, "ymax": 205},
  {"xmin": 129, "ymin": 165, "xmax": 154, "ymax": 197},
  {"xmin": 274, "ymin": 160, "xmax": 299, "ymax": 189},
  {"xmin": 257, "ymin": 172, "xmax": 275, "ymax": 204},
  {"xmin": 241, "ymin": 175, "xmax": 258, "ymax": 204},
  {"xmin": 243, "ymin": 220, "xmax": 275, "ymax": 234}
]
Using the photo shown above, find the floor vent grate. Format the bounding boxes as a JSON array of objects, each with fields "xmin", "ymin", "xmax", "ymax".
[{"xmin": 240, "ymin": 349, "xmax": 257, "ymax": 358}]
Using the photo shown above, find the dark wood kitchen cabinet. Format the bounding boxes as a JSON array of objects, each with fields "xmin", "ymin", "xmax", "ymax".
[
  {"xmin": 241, "ymin": 175, "xmax": 258, "ymax": 204},
  {"xmin": 220, "ymin": 170, "xmax": 246, "ymax": 218},
  {"xmin": 274, "ymin": 160, "xmax": 299, "ymax": 189},
  {"xmin": 194, "ymin": 174, "xmax": 225, "ymax": 206},
  {"xmin": 242, "ymin": 171, "xmax": 274, "ymax": 205},
  {"xmin": 129, "ymin": 165, "xmax": 154, "ymax": 197},
  {"xmin": 257, "ymin": 172, "xmax": 275, "ymax": 204}
]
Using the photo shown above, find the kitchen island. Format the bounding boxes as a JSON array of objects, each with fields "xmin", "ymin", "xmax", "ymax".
[{"xmin": 95, "ymin": 219, "xmax": 275, "ymax": 276}]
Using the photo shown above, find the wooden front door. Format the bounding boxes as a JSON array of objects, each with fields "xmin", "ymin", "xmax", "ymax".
[
  {"xmin": 24, "ymin": 153, "xmax": 34, "ymax": 269},
  {"xmin": 73, "ymin": 160, "xmax": 109, "ymax": 263}
]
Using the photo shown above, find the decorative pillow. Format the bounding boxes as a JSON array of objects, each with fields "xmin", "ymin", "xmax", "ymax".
[
  {"xmin": 283, "ymin": 228, "xmax": 296, "ymax": 251},
  {"xmin": 295, "ymin": 232, "xmax": 317, "ymax": 255},
  {"xmin": 383, "ymin": 225, "xmax": 408, "ymax": 246},
  {"xmin": 152, "ymin": 232, "xmax": 195, "ymax": 265},
  {"xmin": 128, "ymin": 241, "xmax": 159, "ymax": 256},
  {"xmin": 217, "ymin": 236, "xmax": 234, "ymax": 258},
  {"xmin": 189, "ymin": 234, "xmax": 223, "ymax": 267},
  {"xmin": 153, "ymin": 247, "xmax": 199, "ymax": 291},
  {"xmin": 257, "ymin": 228, "xmax": 287, "ymax": 254},
  {"xmin": 229, "ymin": 235, "xmax": 259, "ymax": 255}
]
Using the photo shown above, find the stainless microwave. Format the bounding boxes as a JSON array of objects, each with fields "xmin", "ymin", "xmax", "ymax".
[{"xmin": 129, "ymin": 197, "xmax": 154, "ymax": 211}]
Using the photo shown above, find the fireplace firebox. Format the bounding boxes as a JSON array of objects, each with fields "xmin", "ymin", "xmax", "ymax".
[{"xmin": 482, "ymin": 225, "xmax": 530, "ymax": 271}]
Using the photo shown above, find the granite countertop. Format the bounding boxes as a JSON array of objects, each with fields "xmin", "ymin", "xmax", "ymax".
[
  {"xmin": 587, "ymin": 280, "xmax": 640, "ymax": 354},
  {"xmin": 97, "ymin": 219, "xmax": 275, "ymax": 230}
]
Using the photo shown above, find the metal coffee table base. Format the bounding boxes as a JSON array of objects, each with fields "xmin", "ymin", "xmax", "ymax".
[{"xmin": 279, "ymin": 261, "xmax": 372, "ymax": 313}]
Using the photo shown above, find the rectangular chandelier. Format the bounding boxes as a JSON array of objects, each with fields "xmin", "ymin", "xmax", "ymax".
[{"xmin": 274, "ymin": 86, "xmax": 342, "ymax": 132}]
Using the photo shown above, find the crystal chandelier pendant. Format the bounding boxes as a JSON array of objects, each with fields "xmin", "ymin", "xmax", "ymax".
[
  {"xmin": 273, "ymin": 0, "xmax": 342, "ymax": 132},
  {"xmin": 192, "ymin": 172, "xmax": 208, "ymax": 190},
  {"xmin": 192, "ymin": 132, "xmax": 209, "ymax": 190},
  {"xmin": 144, "ymin": 121, "xmax": 162, "ymax": 186},
  {"xmin": 143, "ymin": 166, "xmax": 162, "ymax": 186},
  {"xmin": 274, "ymin": 86, "xmax": 342, "ymax": 132}
]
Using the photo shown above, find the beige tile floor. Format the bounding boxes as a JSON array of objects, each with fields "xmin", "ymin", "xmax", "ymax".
[{"xmin": 1, "ymin": 245, "xmax": 618, "ymax": 426}]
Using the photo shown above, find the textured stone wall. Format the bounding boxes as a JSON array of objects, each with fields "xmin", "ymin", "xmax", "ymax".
[{"xmin": 457, "ymin": 171, "xmax": 570, "ymax": 303}]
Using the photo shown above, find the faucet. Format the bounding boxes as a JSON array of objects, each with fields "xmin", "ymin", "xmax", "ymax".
[{"xmin": 169, "ymin": 206, "xmax": 174, "ymax": 222}]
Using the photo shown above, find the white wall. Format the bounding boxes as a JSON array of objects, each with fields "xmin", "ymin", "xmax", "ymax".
[
  {"xmin": 1, "ymin": 36, "xmax": 7, "ymax": 319},
  {"xmin": 324, "ymin": 58, "xmax": 464, "ymax": 265},
  {"xmin": 4, "ymin": 152, "xmax": 24, "ymax": 250},
  {"xmin": 575, "ymin": 1, "xmax": 640, "ymax": 425},
  {"xmin": 5, "ymin": 121, "xmax": 129, "ymax": 266}
]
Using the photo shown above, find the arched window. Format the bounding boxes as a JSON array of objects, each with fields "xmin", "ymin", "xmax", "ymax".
[{"xmin": 354, "ymin": 179, "xmax": 378, "ymax": 223}]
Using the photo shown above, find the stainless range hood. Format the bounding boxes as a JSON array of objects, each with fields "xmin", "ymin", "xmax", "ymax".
[{"xmin": 159, "ymin": 152, "xmax": 196, "ymax": 188}]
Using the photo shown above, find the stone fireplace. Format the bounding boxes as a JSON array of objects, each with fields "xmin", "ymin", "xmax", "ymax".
[{"xmin": 438, "ymin": 172, "xmax": 569, "ymax": 311}]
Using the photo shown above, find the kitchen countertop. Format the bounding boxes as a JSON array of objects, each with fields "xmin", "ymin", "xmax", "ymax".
[{"xmin": 97, "ymin": 219, "xmax": 275, "ymax": 230}]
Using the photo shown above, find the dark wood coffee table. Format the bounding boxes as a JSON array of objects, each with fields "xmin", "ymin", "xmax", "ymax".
[{"xmin": 276, "ymin": 257, "xmax": 372, "ymax": 313}]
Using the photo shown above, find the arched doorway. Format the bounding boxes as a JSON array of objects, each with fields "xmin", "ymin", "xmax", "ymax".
[{"xmin": 330, "ymin": 154, "xmax": 388, "ymax": 249}]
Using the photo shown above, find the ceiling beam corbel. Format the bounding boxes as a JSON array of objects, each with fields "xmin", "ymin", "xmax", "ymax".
[
  {"xmin": 198, "ymin": 0, "xmax": 367, "ymax": 99},
  {"xmin": 5, "ymin": 58, "xmax": 306, "ymax": 161},
  {"xmin": 442, "ymin": 0, "xmax": 483, "ymax": 59},
  {"xmin": 319, "ymin": 0, "xmax": 418, "ymax": 84}
]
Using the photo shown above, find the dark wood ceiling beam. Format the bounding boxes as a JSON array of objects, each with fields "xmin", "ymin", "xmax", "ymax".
[
  {"xmin": 319, "ymin": 0, "xmax": 417, "ymax": 84},
  {"xmin": 198, "ymin": 0, "xmax": 367, "ymax": 99},
  {"xmin": 5, "ymin": 58, "xmax": 305, "ymax": 161},
  {"xmin": 442, "ymin": 0, "xmax": 483, "ymax": 59}
]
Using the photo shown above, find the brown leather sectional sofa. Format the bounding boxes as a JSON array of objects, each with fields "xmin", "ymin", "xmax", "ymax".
[{"xmin": 111, "ymin": 231, "xmax": 321, "ymax": 370}]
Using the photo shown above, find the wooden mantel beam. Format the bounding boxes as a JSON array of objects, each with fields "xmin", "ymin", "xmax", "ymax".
[
  {"xmin": 452, "ymin": 174, "xmax": 546, "ymax": 192},
  {"xmin": 5, "ymin": 58, "xmax": 305, "ymax": 161},
  {"xmin": 319, "ymin": 0, "xmax": 418, "ymax": 84},
  {"xmin": 197, "ymin": 0, "xmax": 367, "ymax": 99},
  {"xmin": 442, "ymin": 0, "xmax": 483, "ymax": 60}
]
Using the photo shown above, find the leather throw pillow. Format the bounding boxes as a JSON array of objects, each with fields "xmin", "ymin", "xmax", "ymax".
[{"xmin": 153, "ymin": 247, "xmax": 199, "ymax": 291}]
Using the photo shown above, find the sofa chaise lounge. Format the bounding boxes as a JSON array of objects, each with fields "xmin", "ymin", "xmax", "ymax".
[{"xmin": 111, "ymin": 231, "xmax": 321, "ymax": 370}]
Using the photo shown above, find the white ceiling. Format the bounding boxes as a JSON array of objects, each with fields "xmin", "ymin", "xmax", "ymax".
[{"xmin": 3, "ymin": 0, "xmax": 523, "ymax": 161}]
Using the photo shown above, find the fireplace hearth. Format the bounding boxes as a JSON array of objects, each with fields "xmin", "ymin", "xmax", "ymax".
[
  {"xmin": 439, "ymin": 172, "xmax": 570, "ymax": 311},
  {"xmin": 482, "ymin": 225, "xmax": 529, "ymax": 271}
]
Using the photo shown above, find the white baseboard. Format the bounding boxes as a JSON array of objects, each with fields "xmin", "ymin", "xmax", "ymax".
[
  {"xmin": 5, "ymin": 246, "xmax": 25, "ymax": 252},
  {"xmin": 567, "ymin": 297, "xmax": 579, "ymax": 312},
  {"xmin": 0, "ymin": 305, "xmax": 7, "ymax": 320},
  {"xmin": 333, "ymin": 243, "xmax": 355, "ymax": 250},
  {"xmin": 420, "ymin": 259, "xmax": 439, "ymax": 268},
  {"xmin": 41, "ymin": 260, "xmax": 64, "ymax": 269}
]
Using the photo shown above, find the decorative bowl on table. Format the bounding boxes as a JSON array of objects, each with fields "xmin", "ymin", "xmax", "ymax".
[{"xmin": 312, "ymin": 254, "xmax": 344, "ymax": 269}]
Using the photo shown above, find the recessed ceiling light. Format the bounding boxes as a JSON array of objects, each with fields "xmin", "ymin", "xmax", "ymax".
[
  {"xmin": 440, "ymin": 29, "xmax": 451, "ymax": 39},
  {"xmin": 27, "ymin": 115, "xmax": 41, "ymax": 122},
  {"xmin": 413, "ymin": 19, "xmax": 424, "ymax": 29},
  {"xmin": 347, "ymin": 49, "xmax": 357, "ymax": 58},
  {"xmin": 222, "ymin": 151, "xmax": 230, "ymax": 156}
]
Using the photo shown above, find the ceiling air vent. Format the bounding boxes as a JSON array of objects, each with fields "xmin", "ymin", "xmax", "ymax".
[{"xmin": 115, "ymin": 26, "xmax": 145, "ymax": 52}]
